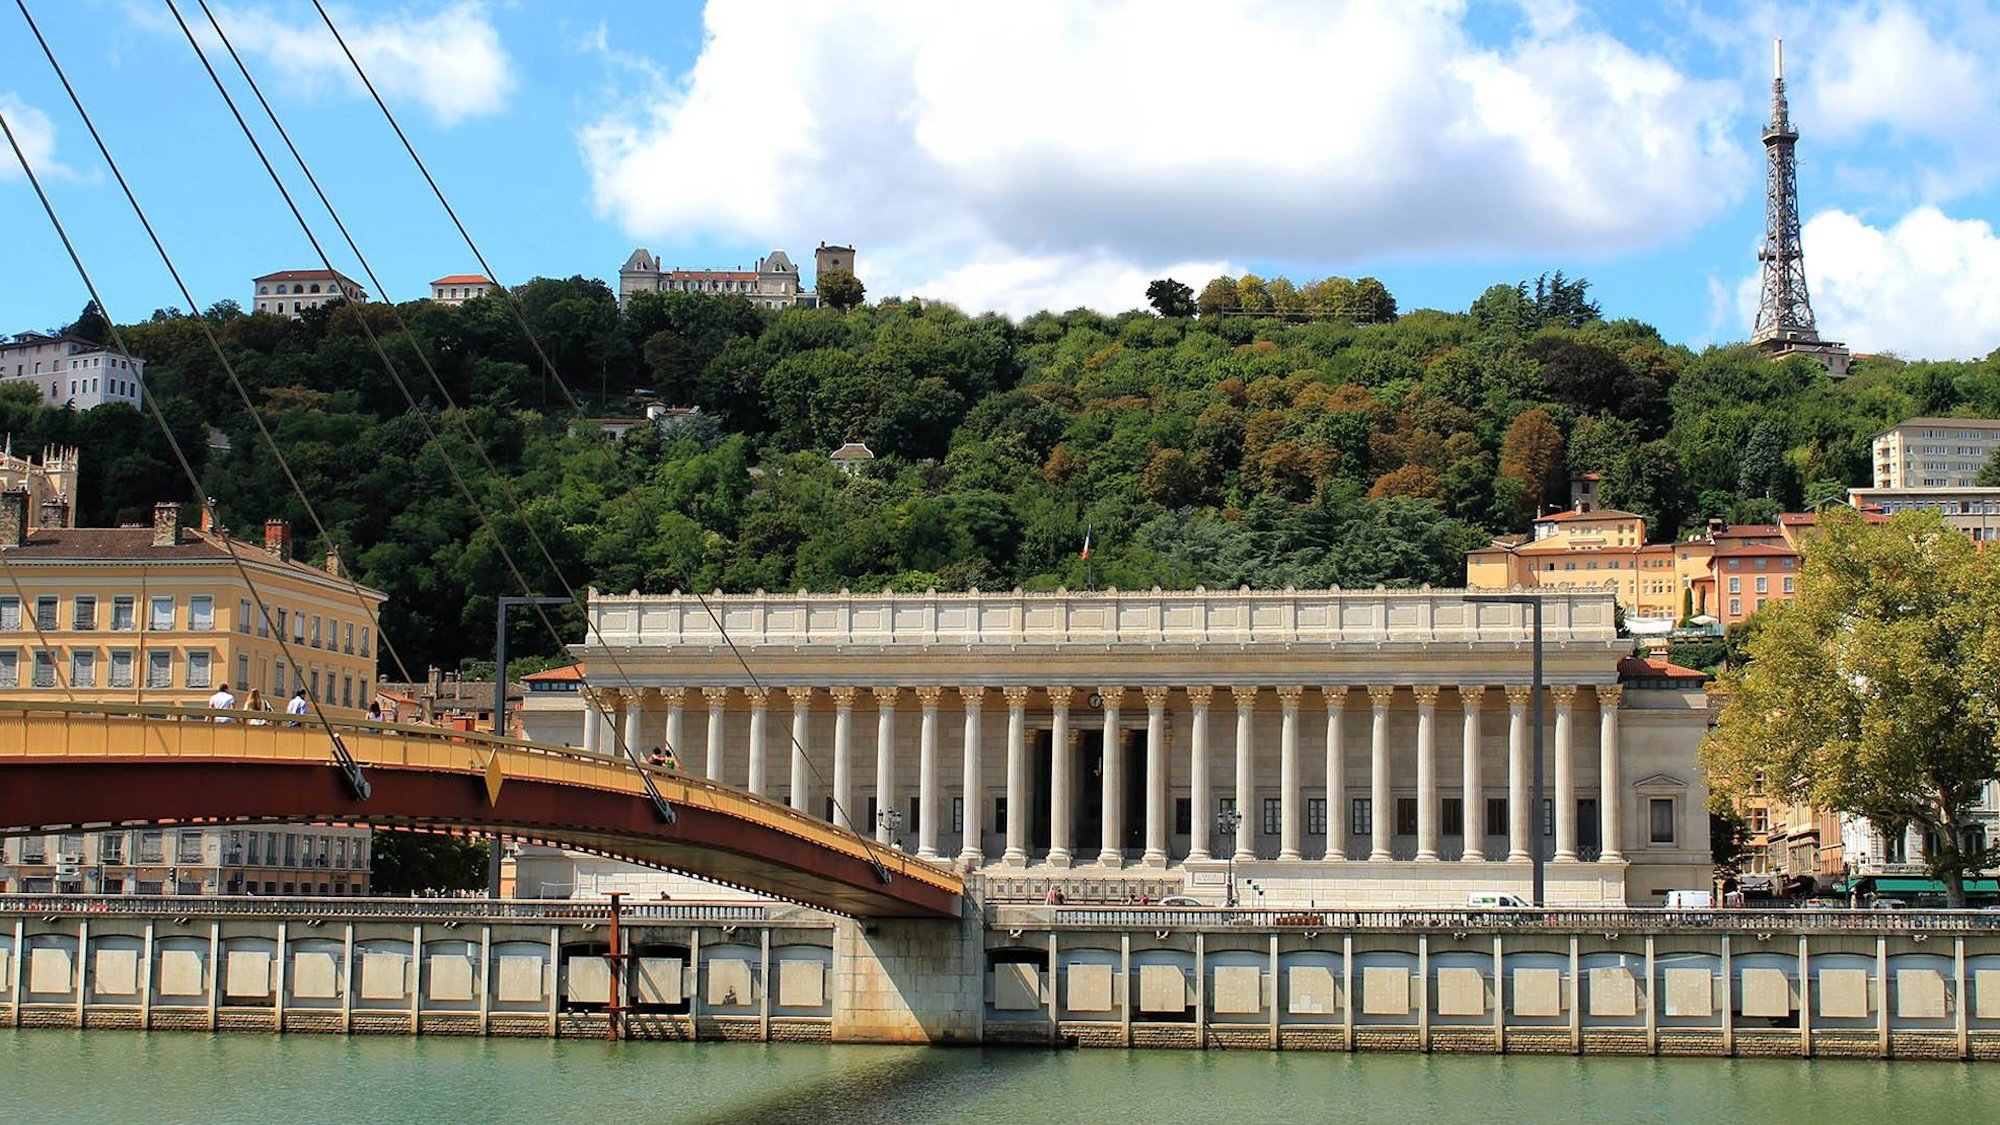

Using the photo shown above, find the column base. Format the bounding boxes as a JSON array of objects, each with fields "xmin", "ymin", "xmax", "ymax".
[
  {"xmin": 1462, "ymin": 852, "xmax": 1485, "ymax": 864},
  {"xmin": 1554, "ymin": 851, "xmax": 1576, "ymax": 863},
  {"xmin": 1600, "ymin": 852, "xmax": 1626, "ymax": 863},
  {"xmin": 1187, "ymin": 850, "xmax": 1211, "ymax": 863},
  {"xmin": 1415, "ymin": 852, "xmax": 1438, "ymax": 863},
  {"xmin": 1096, "ymin": 850, "xmax": 1124, "ymax": 869},
  {"xmin": 998, "ymin": 849, "xmax": 1027, "ymax": 868},
  {"xmin": 1277, "ymin": 850, "xmax": 1301, "ymax": 862},
  {"xmin": 1047, "ymin": 849, "xmax": 1074, "ymax": 869},
  {"xmin": 1369, "ymin": 850, "xmax": 1391, "ymax": 862},
  {"xmin": 1141, "ymin": 850, "xmax": 1167, "ymax": 868},
  {"xmin": 1507, "ymin": 851, "xmax": 1531, "ymax": 863},
  {"xmin": 958, "ymin": 850, "xmax": 986, "ymax": 871},
  {"xmin": 917, "ymin": 847, "xmax": 940, "ymax": 861}
]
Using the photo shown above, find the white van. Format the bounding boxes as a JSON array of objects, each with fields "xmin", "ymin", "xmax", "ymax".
[
  {"xmin": 1466, "ymin": 892, "xmax": 1532, "ymax": 909},
  {"xmin": 1664, "ymin": 890, "xmax": 1714, "ymax": 909}
]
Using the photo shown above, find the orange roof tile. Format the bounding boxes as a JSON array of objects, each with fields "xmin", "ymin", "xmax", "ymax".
[{"xmin": 522, "ymin": 664, "xmax": 585, "ymax": 682}]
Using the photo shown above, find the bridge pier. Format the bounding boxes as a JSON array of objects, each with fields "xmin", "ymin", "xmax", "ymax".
[{"xmin": 830, "ymin": 911, "xmax": 983, "ymax": 1045}]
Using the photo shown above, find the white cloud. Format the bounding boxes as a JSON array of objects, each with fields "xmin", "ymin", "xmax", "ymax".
[
  {"xmin": 0, "ymin": 93, "xmax": 76, "ymax": 182},
  {"xmin": 1735, "ymin": 206, "xmax": 2000, "ymax": 360},
  {"xmin": 210, "ymin": 2, "xmax": 514, "ymax": 126},
  {"xmin": 580, "ymin": 0, "xmax": 1747, "ymax": 315},
  {"xmin": 1807, "ymin": 2, "xmax": 1993, "ymax": 143}
]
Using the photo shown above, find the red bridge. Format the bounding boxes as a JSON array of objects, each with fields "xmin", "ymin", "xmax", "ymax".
[{"xmin": 0, "ymin": 702, "xmax": 962, "ymax": 919}]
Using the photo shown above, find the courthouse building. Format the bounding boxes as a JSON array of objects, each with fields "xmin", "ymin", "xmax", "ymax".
[{"xmin": 554, "ymin": 587, "xmax": 1711, "ymax": 907}]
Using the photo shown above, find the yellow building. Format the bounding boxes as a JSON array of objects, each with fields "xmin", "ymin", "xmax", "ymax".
[
  {"xmin": 0, "ymin": 497, "xmax": 384, "ymax": 709},
  {"xmin": 1466, "ymin": 508, "xmax": 1717, "ymax": 631},
  {"xmin": 0, "ymin": 493, "xmax": 386, "ymax": 896}
]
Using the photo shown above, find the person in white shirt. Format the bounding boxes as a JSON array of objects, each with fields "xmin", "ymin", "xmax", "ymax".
[
  {"xmin": 208, "ymin": 682, "xmax": 237, "ymax": 722},
  {"xmin": 286, "ymin": 688, "xmax": 310, "ymax": 727}
]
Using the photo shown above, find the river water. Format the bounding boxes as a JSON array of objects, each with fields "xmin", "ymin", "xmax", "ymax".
[{"xmin": 2, "ymin": 1031, "xmax": 1992, "ymax": 1123}]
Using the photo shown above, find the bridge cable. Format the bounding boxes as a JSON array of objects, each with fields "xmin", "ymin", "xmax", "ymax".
[
  {"xmin": 309, "ymin": 0, "xmax": 901, "ymax": 881},
  {"xmin": 0, "ymin": 20, "xmax": 372, "ymax": 799},
  {"xmin": 168, "ymin": 0, "xmax": 674, "ymax": 825}
]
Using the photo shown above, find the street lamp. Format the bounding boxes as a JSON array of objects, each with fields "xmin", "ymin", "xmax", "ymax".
[
  {"xmin": 494, "ymin": 595, "xmax": 570, "ymax": 899},
  {"xmin": 878, "ymin": 807, "xmax": 904, "ymax": 850},
  {"xmin": 1465, "ymin": 593, "xmax": 1546, "ymax": 908},
  {"xmin": 1216, "ymin": 806, "xmax": 1243, "ymax": 907}
]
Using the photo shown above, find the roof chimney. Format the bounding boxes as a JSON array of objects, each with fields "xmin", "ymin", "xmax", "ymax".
[
  {"xmin": 38, "ymin": 495, "xmax": 69, "ymax": 529},
  {"xmin": 152, "ymin": 502, "xmax": 180, "ymax": 547},
  {"xmin": 325, "ymin": 548, "xmax": 342, "ymax": 577},
  {"xmin": 0, "ymin": 489, "xmax": 28, "ymax": 550},
  {"xmin": 264, "ymin": 519, "xmax": 292, "ymax": 560},
  {"xmin": 427, "ymin": 665, "xmax": 444, "ymax": 698},
  {"xmin": 199, "ymin": 498, "xmax": 217, "ymax": 534}
]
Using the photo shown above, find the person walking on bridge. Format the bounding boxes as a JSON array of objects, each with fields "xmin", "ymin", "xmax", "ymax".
[
  {"xmin": 208, "ymin": 682, "xmax": 237, "ymax": 722},
  {"xmin": 286, "ymin": 688, "xmax": 309, "ymax": 727}
]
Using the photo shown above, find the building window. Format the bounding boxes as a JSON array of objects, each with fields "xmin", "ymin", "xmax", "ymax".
[
  {"xmin": 35, "ymin": 596, "xmax": 57, "ymax": 630},
  {"xmin": 189, "ymin": 596, "xmax": 214, "ymax": 631},
  {"xmin": 238, "ymin": 599, "xmax": 251, "ymax": 632},
  {"xmin": 72, "ymin": 596, "xmax": 97, "ymax": 630},
  {"xmin": 1754, "ymin": 577, "xmax": 1767, "ymax": 594},
  {"xmin": 236, "ymin": 654, "xmax": 250, "ymax": 691},
  {"xmin": 1783, "ymin": 577, "xmax": 1795, "ymax": 594},
  {"xmin": 111, "ymin": 596, "xmax": 135, "ymax": 631},
  {"xmin": 1543, "ymin": 799, "xmax": 1555, "ymax": 836},
  {"xmin": 1306, "ymin": 797, "xmax": 1327, "ymax": 836},
  {"xmin": 109, "ymin": 649, "xmax": 134, "ymax": 689},
  {"xmin": 0, "ymin": 650, "xmax": 17, "ymax": 688},
  {"xmin": 149, "ymin": 595, "xmax": 174, "ymax": 630},
  {"xmin": 274, "ymin": 664, "xmax": 287, "ymax": 696},
  {"xmin": 292, "ymin": 613, "xmax": 305, "ymax": 643},
  {"xmin": 1175, "ymin": 797, "xmax": 1192, "ymax": 836},
  {"xmin": 1262, "ymin": 798, "xmax": 1281, "ymax": 835},
  {"xmin": 0, "ymin": 596, "xmax": 18, "ymax": 630},
  {"xmin": 1396, "ymin": 797, "xmax": 1418, "ymax": 836},
  {"xmin": 951, "ymin": 796, "xmax": 963, "ymax": 833},
  {"xmin": 1728, "ymin": 577, "xmax": 1740, "ymax": 594},
  {"xmin": 360, "ymin": 626, "xmax": 371, "ymax": 656},
  {"xmin": 1442, "ymin": 797, "xmax": 1464, "ymax": 837},
  {"xmin": 311, "ymin": 616, "xmax": 321, "ymax": 647},
  {"xmin": 1649, "ymin": 799, "xmax": 1677, "ymax": 845},
  {"xmin": 1350, "ymin": 798, "xmax": 1372, "ymax": 837},
  {"xmin": 1486, "ymin": 798, "xmax": 1508, "ymax": 837},
  {"xmin": 147, "ymin": 650, "xmax": 172, "ymax": 688},
  {"xmin": 70, "ymin": 650, "xmax": 95, "ymax": 688},
  {"xmin": 344, "ymin": 623, "xmax": 355, "ymax": 654},
  {"xmin": 186, "ymin": 650, "xmax": 212, "ymax": 689},
  {"xmin": 1728, "ymin": 598, "xmax": 1741, "ymax": 617},
  {"xmin": 32, "ymin": 650, "xmax": 56, "ymax": 688}
]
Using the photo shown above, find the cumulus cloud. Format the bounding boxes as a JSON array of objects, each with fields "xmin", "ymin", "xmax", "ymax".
[
  {"xmin": 580, "ymin": 0, "xmax": 1747, "ymax": 314},
  {"xmin": 1735, "ymin": 206, "xmax": 2000, "ymax": 360},
  {"xmin": 0, "ymin": 93, "xmax": 75, "ymax": 182},
  {"xmin": 209, "ymin": 2, "xmax": 514, "ymax": 126},
  {"xmin": 1807, "ymin": 2, "xmax": 1993, "ymax": 142}
]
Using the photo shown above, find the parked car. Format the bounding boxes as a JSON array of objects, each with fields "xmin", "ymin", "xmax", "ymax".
[
  {"xmin": 1466, "ymin": 891, "xmax": 1532, "ymax": 909},
  {"xmin": 1868, "ymin": 897, "xmax": 1912, "ymax": 910},
  {"xmin": 1157, "ymin": 895, "xmax": 1205, "ymax": 907}
]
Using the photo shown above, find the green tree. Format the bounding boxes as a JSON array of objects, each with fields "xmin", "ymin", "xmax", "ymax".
[
  {"xmin": 1498, "ymin": 408, "xmax": 1566, "ymax": 515},
  {"xmin": 1195, "ymin": 276, "xmax": 1237, "ymax": 317},
  {"xmin": 1145, "ymin": 278, "xmax": 1197, "ymax": 319},
  {"xmin": 1979, "ymin": 448, "xmax": 2000, "ymax": 486},
  {"xmin": 368, "ymin": 833, "xmax": 490, "ymax": 894},
  {"xmin": 64, "ymin": 300, "xmax": 111, "ymax": 344},
  {"xmin": 818, "ymin": 268, "xmax": 866, "ymax": 312},
  {"xmin": 1701, "ymin": 508, "xmax": 2000, "ymax": 907}
]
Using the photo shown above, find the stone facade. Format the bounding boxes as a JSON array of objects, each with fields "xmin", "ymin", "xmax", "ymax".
[
  {"xmin": 0, "ymin": 334, "xmax": 144, "ymax": 411},
  {"xmin": 556, "ymin": 588, "xmax": 1711, "ymax": 907}
]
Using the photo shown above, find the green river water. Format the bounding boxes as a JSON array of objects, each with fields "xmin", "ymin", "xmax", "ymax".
[{"xmin": 2, "ymin": 1030, "xmax": 1992, "ymax": 1124}]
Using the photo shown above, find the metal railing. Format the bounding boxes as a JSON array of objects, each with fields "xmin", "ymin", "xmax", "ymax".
[
  {"xmin": 991, "ymin": 904, "xmax": 2000, "ymax": 934},
  {"xmin": 0, "ymin": 894, "xmax": 775, "ymax": 924}
]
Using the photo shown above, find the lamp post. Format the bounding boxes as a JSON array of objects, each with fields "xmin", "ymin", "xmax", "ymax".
[
  {"xmin": 1465, "ymin": 593, "xmax": 1546, "ymax": 907},
  {"xmin": 1216, "ymin": 806, "xmax": 1243, "ymax": 907},
  {"xmin": 878, "ymin": 807, "xmax": 904, "ymax": 851},
  {"xmin": 493, "ymin": 595, "xmax": 570, "ymax": 899}
]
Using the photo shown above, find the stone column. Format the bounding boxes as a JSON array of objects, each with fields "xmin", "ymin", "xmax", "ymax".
[
  {"xmin": 662, "ymin": 687, "xmax": 686, "ymax": 769},
  {"xmin": 1187, "ymin": 686, "xmax": 1214, "ymax": 861},
  {"xmin": 745, "ymin": 686, "xmax": 771, "ymax": 796},
  {"xmin": 581, "ymin": 689, "xmax": 603, "ymax": 755},
  {"xmin": 1324, "ymin": 687, "xmax": 1346, "ymax": 861},
  {"xmin": 959, "ymin": 686, "xmax": 987, "ymax": 869},
  {"xmin": 1458, "ymin": 686, "xmax": 1486, "ymax": 863},
  {"xmin": 701, "ymin": 687, "xmax": 729, "ymax": 781},
  {"xmin": 916, "ymin": 686, "xmax": 944, "ymax": 861},
  {"xmin": 786, "ymin": 687, "xmax": 813, "ymax": 812},
  {"xmin": 1276, "ymin": 686, "xmax": 1304, "ymax": 861},
  {"xmin": 873, "ymin": 687, "xmax": 899, "ymax": 845},
  {"xmin": 1553, "ymin": 685, "xmax": 1577, "ymax": 863},
  {"xmin": 1368, "ymin": 685, "xmax": 1395, "ymax": 861},
  {"xmin": 621, "ymin": 688, "xmax": 646, "ymax": 761},
  {"xmin": 1505, "ymin": 685, "xmax": 1532, "ymax": 862},
  {"xmin": 830, "ymin": 687, "xmax": 857, "ymax": 830},
  {"xmin": 1049, "ymin": 687, "xmax": 1074, "ymax": 868},
  {"xmin": 1414, "ymin": 685, "xmax": 1441, "ymax": 862},
  {"xmin": 1232, "ymin": 687, "xmax": 1256, "ymax": 862},
  {"xmin": 1143, "ymin": 686, "xmax": 1170, "ymax": 867},
  {"xmin": 1097, "ymin": 687, "xmax": 1125, "ymax": 868},
  {"xmin": 1598, "ymin": 685, "xmax": 1625, "ymax": 863},
  {"xmin": 1001, "ymin": 687, "xmax": 1030, "ymax": 866}
]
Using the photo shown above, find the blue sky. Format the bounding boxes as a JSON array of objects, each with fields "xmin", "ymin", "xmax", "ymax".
[{"xmin": 5, "ymin": 1, "xmax": 2000, "ymax": 359}]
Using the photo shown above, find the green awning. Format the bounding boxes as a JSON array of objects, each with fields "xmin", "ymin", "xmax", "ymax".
[{"xmin": 1865, "ymin": 877, "xmax": 2000, "ymax": 894}]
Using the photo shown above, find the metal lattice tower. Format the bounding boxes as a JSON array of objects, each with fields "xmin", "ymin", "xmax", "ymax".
[{"xmin": 1752, "ymin": 38, "xmax": 1820, "ymax": 347}]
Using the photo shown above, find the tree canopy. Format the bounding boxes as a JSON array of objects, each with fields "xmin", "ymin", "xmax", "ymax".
[{"xmin": 1701, "ymin": 508, "xmax": 2000, "ymax": 905}]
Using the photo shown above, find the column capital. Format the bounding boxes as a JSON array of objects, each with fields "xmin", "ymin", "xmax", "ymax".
[
  {"xmin": 1503, "ymin": 683, "xmax": 1533, "ymax": 708},
  {"xmin": 1275, "ymin": 684, "xmax": 1305, "ymax": 707},
  {"xmin": 1231, "ymin": 685, "xmax": 1258, "ymax": 711},
  {"xmin": 1185, "ymin": 685, "xmax": 1216, "ymax": 707},
  {"xmin": 743, "ymin": 685, "xmax": 770, "ymax": 706},
  {"xmin": 784, "ymin": 686, "xmax": 814, "ymax": 708},
  {"xmin": 1366, "ymin": 684, "xmax": 1396, "ymax": 709},
  {"xmin": 1597, "ymin": 683, "xmax": 1624, "ymax": 707},
  {"xmin": 829, "ymin": 686, "xmax": 859, "ymax": 709},
  {"xmin": 915, "ymin": 685, "xmax": 944, "ymax": 707},
  {"xmin": 1411, "ymin": 684, "xmax": 1441, "ymax": 708},
  {"xmin": 1551, "ymin": 684, "xmax": 1578, "ymax": 707},
  {"xmin": 1047, "ymin": 686, "xmax": 1074, "ymax": 712},
  {"xmin": 871, "ymin": 685, "xmax": 899, "ymax": 706},
  {"xmin": 1454, "ymin": 685, "xmax": 1488, "ymax": 709},
  {"xmin": 658, "ymin": 686, "xmax": 687, "ymax": 707},
  {"xmin": 700, "ymin": 686, "xmax": 730, "ymax": 708},
  {"xmin": 1322, "ymin": 686, "xmax": 1347, "ymax": 712},
  {"xmin": 1141, "ymin": 685, "xmax": 1171, "ymax": 708},
  {"xmin": 1095, "ymin": 686, "xmax": 1126, "ymax": 707},
  {"xmin": 1001, "ymin": 685, "xmax": 1031, "ymax": 707},
  {"xmin": 958, "ymin": 686, "xmax": 987, "ymax": 708}
]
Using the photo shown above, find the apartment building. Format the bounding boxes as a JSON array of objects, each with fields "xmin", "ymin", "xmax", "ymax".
[
  {"xmin": 253, "ymin": 269, "xmax": 368, "ymax": 318},
  {"xmin": 1871, "ymin": 417, "xmax": 2000, "ymax": 489},
  {"xmin": 0, "ymin": 332, "xmax": 145, "ymax": 410},
  {"xmin": 429, "ymin": 274, "xmax": 497, "ymax": 306}
]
